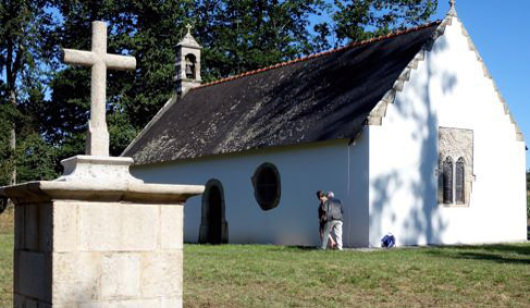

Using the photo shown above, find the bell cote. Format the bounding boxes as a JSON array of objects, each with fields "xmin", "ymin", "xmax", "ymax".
[{"xmin": 175, "ymin": 24, "xmax": 202, "ymax": 95}]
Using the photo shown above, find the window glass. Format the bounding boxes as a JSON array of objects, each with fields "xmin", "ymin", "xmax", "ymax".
[
  {"xmin": 443, "ymin": 156, "xmax": 453, "ymax": 204},
  {"xmin": 455, "ymin": 157, "xmax": 465, "ymax": 204}
]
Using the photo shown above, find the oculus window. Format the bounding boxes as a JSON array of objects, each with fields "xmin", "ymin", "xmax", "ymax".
[{"xmin": 251, "ymin": 162, "xmax": 281, "ymax": 211}]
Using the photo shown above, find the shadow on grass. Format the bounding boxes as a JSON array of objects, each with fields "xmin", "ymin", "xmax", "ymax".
[
  {"xmin": 454, "ymin": 252, "xmax": 530, "ymax": 265},
  {"xmin": 454, "ymin": 243, "xmax": 530, "ymax": 256},
  {"xmin": 427, "ymin": 243, "xmax": 530, "ymax": 265},
  {"xmin": 266, "ymin": 245, "xmax": 318, "ymax": 252}
]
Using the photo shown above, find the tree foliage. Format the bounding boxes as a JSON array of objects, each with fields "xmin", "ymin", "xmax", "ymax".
[
  {"xmin": 527, "ymin": 170, "xmax": 529, "ymax": 223},
  {"xmin": 194, "ymin": 0, "xmax": 330, "ymax": 79},
  {"xmin": 0, "ymin": 0, "xmax": 58, "ymax": 187},
  {"xmin": 333, "ymin": 0, "xmax": 437, "ymax": 43}
]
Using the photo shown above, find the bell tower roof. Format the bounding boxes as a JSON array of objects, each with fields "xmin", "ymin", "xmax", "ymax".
[{"xmin": 178, "ymin": 24, "xmax": 201, "ymax": 49}]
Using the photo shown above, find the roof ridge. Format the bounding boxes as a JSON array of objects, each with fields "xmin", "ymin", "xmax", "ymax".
[{"xmin": 193, "ymin": 20, "xmax": 441, "ymax": 91}]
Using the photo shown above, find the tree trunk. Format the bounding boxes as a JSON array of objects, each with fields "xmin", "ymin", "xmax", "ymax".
[
  {"xmin": 7, "ymin": 89, "xmax": 16, "ymax": 210},
  {"xmin": 10, "ymin": 124, "xmax": 16, "ymax": 186}
]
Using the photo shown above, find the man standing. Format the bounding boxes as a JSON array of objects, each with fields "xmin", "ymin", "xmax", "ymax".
[
  {"xmin": 317, "ymin": 190, "xmax": 335, "ymax": 248},
  {"xmin": 321, "ymin": 191, "xmax": 344, "ymax": 250}
]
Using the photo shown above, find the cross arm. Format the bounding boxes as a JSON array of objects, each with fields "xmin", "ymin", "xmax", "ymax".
[
  {"xmin": 63, "ymin": 49, "xmax": 97, "ymax": 67},
  {"xmin": 105, "ymin": 54, "xmax": 136, "ymax": 71}
]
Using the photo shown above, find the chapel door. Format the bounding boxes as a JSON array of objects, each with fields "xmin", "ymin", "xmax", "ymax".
[
  {"xmin": 207, "ymin": 186, "xmax": 222, "ymax": 244},
  {"xmin": 199, "ymin": 179, "xmax": 228, "ymax": 244}
]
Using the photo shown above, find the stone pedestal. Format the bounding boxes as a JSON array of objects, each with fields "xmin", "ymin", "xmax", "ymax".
[{"xmin": 0, "ymin": 155, "xmax": 204, "ymax": 308}]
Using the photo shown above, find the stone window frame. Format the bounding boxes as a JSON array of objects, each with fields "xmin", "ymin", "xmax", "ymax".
[
  {"xmin": 251, "ymin": 162, "xmax": 281, "ymax": 211},
  {"xmin": 438, "ymin": 127, "xmax": 474, "ymax": 208},
  {"xmin": 441, "ymin": 155, "xmax": 467, "ymax": 206}
]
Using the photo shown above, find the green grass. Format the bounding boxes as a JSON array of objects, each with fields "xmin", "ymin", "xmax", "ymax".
[
  {"xmin": 185, "ymin": 244, "xmax": 530, "ymax": 307},
  {"xmin": 0, "ymin": 233, "xmax": 12, "ymax": 307},
  {"xmin": 0, "ymin": 209, "xmax": 13, "ymax": 308}
]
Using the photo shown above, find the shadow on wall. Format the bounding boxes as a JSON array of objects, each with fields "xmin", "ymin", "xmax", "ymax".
[{"xmin": 369, "ymin": 36, "xmax": 455, "ymax": 246}]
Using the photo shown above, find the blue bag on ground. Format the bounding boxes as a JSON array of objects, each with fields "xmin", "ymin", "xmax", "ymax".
[{"xmin": 381, "ymin": 233, "xmax": 395, "ymax": 248}]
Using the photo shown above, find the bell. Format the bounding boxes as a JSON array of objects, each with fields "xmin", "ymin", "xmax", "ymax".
[{"xmin": 185, "ymin": 63, "xmax": 193, "ymax": 75}]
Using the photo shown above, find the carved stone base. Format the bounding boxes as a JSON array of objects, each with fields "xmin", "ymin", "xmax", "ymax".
[{"xmin": 57, "ymin": 155, "xmax": 143, "ymax": 184}]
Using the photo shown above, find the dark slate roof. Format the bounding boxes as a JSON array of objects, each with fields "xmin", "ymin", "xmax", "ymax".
[{"xmin": 124, "ymin": 22, "xmax": 441, "ymax": 165}]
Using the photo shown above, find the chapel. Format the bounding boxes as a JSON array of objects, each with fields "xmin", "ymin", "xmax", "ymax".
[{"xmin": 123, "ymin": 3, "xmax": 527, "ymax": 247}]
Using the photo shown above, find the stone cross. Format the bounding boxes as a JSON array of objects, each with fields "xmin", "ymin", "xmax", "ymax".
[
  {"xmin": 185, "ymin": 24, "xmax": 193, "ymax": 34},
  {"xmin": 63, "ymin": 21, "xmax": 136, "ymax": 157}
]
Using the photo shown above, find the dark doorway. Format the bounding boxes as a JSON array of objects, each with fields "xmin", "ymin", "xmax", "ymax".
[
  {"xmin": 199, "ymin": 179, "xmax": 228, "ymax": 244},
  {"xmin": 207, "ymin": 186, "xmax": 222, "ymax": 244}
]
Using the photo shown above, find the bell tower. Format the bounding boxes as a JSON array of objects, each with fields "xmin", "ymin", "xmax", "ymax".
[{"xmin": 175, "ymin": 24, "xmax": 202, "ymax": 95}]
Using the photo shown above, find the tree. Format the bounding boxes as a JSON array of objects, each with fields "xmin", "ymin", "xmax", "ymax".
[
  {"xmin": 193, "ymin": 0, "xmax": 330, "ymax": 80},
  {"xmin": 0, "ymin": 0, "xmax": 56, "ymax": 186},
  {"xmin": 0, "ymin": 1, "xmax": 58, "ymax": 211},
  {"xmin": 332, "ymin": 0, "xmax": 438, "ymax": 44}
]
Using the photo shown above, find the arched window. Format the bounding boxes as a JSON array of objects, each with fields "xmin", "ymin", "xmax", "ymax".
[
  {"xmin": 442, "ymin": 156, "xmax": 453, "ymax": 204},
  {"xmin": 251, "ymin": 163, "xmax": 281, "ymax": 211},
  {"xmin": 455, "ymin": 157, "xmax": 465, "ymax": 204}
]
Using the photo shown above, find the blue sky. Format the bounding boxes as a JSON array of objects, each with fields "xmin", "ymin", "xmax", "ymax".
[{"xmin": 433, "ymin": 1, "xmax": 529, "ymax": 169}]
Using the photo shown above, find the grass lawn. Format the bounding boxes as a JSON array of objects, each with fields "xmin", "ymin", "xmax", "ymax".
[
  {"xmin": 0, "ymin": 209, "xmax": 13, "ymax": 307},
  {"xmin": 0, "ymin": 207, "xmax": 529, "ymax": 307},
  {"xmin": 185, "ymin": 244, "xmax": 530, "ymax": 307}
]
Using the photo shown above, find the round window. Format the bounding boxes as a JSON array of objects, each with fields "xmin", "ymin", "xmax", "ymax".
[{"xmin": 251, "ymin": 162, "xmax": 281, "ymax": 211}]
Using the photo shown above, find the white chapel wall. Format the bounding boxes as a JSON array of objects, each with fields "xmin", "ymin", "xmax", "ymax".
[
  {"xmin": 368, "ymin": 17, "xmax": 526, "ymax": 247},
  {"xmin": 131, "ymin": 139, "xmax": 370, "ymax": 247}
]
